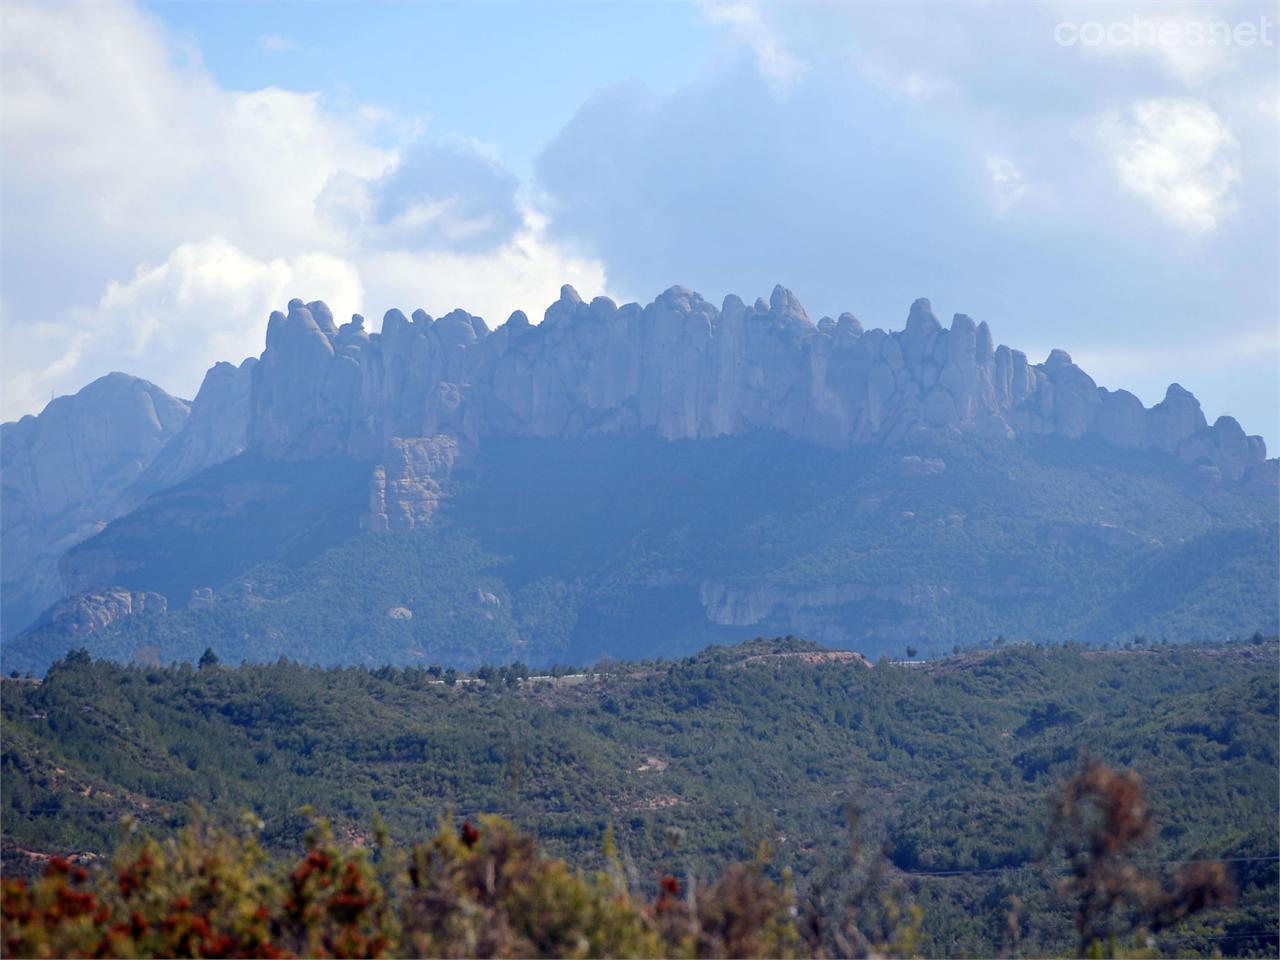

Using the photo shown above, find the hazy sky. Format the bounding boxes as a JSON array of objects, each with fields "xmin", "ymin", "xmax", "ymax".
[{"xmin": 2, "ymin": 0, "xmax": 1277, "ymax": 445}]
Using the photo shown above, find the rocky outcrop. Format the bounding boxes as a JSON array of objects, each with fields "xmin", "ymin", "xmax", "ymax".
[
  {"xmin": 1, "ymin": 374, "xmax": 189, "ymax": 640},
  {"xmin": 239, "ymin": 285, "xmax": 1270, "ymax": 486},
  {"xmin": 700, "ymin": 579, "xmax": 954, "ymax": 629},
  {"xmin": 363, "ymin": 435, "xmax": 459, "ymax": 531},
  {"xmin": 45, "ymin": 587, "xmax": 167, "ymax": 637},
  {"xmin": 249, "ymin": 299, "xmax": 358, "ymax": 460}
]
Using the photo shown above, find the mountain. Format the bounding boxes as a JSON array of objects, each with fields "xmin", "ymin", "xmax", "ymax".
[
  {"xmin": 2, "ymin": 285, "xmax": 1276, "ymax": 671},
  {"xmin": 0, "ymin": 374, "xmax": 191, "ymax": 642},
  {"xmin": 272, "ymin": 286, "xmax": 1268, "ymax": 477}
]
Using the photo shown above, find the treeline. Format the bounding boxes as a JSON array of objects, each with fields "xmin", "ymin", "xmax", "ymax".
[{"xmin": 2, "ymin": 638, "xmax": 1277, "ymax": 956}]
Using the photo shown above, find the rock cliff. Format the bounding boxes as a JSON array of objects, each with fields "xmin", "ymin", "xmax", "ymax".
[
  {"xmin": 1, "ymin": 374, "xmax": 190, "ymax": 639},
  {"xmin": 137, "ymin": 357, "xmax": 257, "ymax": 495},
  {"xmin": 243, "ymin": 286, "xmax": 1272, "ymax": 524}
]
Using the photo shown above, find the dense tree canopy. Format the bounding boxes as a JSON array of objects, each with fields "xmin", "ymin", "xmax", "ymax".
[{"xmin": 2, "ymin": 637, "xmax": 1276, "ymax": 956}]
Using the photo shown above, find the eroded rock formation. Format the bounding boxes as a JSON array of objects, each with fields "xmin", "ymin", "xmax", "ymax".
[
  {"xmin": 45, "ymin": 587, "xmax": 167, "ymax": 637},
  {"xmin": 138, "ymin": 357, "xmax": 257, "ymax": 495},
  {"xmin": 244, "ymin": 286, "xmax": 1272, "ymax": 504}
]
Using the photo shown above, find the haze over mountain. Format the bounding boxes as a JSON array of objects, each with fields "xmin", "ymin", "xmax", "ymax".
[{"xmin": 2, "ymin": 284, "xmax": 1275, "ymax": 671}]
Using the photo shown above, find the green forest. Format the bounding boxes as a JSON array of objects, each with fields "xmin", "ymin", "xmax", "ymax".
[{"xmin": 3, "ymin": 637, "xmax": 1276, "ymax": 957}]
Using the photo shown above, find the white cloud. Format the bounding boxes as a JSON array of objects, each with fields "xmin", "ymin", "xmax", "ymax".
[
  {"xmin": 100, "ymin": 238, "xmax": 362, "ymax": 376},
  {"xmin": 1093, "ymin": 98, "xmax": 1240, "ymax": 232},
  {"xmin": 987, "ymin": 157, "xmax": 1028, "ymax": 211},
  {"xmin": 3, "ymin": 239, "xmax": 364, "ymax": 416},
  {"xmin": 2, "ymin": 214, "xmax": 609, "ymax": 418},
  {"xmin": 698, "ymin": 0, "xmax": 807, "ymax": 89},
  {"xmin": 1, "ymin": 2, "xmax": 392, "ymax": 268},
  {"xmin": 361, "ymin": 210, "xmax": 609, "ymax": 328},
  {"xmin": 854, "ymin": 50, "xmax": 956, "ymax": 103},
  {"xmin": 0, "ymin": 0, "xmax": 609, "ymax": 420},
  {"xmin": 0, "ymin": 0, "xmax": 384, "ymax": 414},
  {"xmin": 2, "ymin": 333, "xmax": 94, "ymax": 423}
]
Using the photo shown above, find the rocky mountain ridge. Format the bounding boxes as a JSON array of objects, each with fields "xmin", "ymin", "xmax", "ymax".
[
  {"xmin": 2, "ymin": 283, "xmax": 1274, "ymax": 647},
  {"xmin": 244, "ymin": 284, "xmax": 1270, "ymax": 531},
  {"xmin": 248, "ymin": 285, "xmax": 1268, "ymax": 472}
]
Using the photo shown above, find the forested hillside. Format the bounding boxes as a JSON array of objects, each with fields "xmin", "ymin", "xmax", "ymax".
[
  {"xmin": 3, "ymin": 637, "xmax": 1276, "ymax": 957},
  {"xmin": 9, "ymin": 433, "xmax": 1277, "ymax": 673}
]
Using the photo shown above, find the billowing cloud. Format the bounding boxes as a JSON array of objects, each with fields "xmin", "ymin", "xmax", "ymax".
[
  {"xmin": 697, "ymin": 1, "xmax": 806, "ymax": 89},
  {"xmin": 534, "ymin": 2, "xmax": 1277, "ymax": 442},
  {"xmin": 0, "ymin": 1, "xmax": 391, "ymax": 306},
  {"xmin": 360, "ymin": 211, "xmax": 608, "ymax": 327},
  {"xmin": 0, "ymin": 0, "xmax": 609, "ymax": 419},
  {"xmin": 321, "ymin": 139, "xmax": 524, "ymax": 253},
  {"xmin": 1093, "ymin": 98, "xmax": 1240, "ymax": 233},
  {"xmin": 5, "ymin": 239, "xmax": 363, "ymax": 415},
  {"xmin": 0, "ymin": 0, "xmax": 390, "ymax": 416}
]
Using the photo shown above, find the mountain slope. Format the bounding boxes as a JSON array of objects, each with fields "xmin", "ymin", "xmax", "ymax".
[
  {"xmin": 6, "ymin": 429, "xmax": 1274, "ymax": 674},
  {"xmin": 0, "ymin": 374, "xmax": 191, "ymax": 641}
]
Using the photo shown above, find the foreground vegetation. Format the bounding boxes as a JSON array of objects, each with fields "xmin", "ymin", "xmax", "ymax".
[
  {"xmin": 0, "ymin": 762, "xmax": 1247, "ymax": 958},
  {"xmin": 2, "ymin": 637, "xmax": 1277, "ymax": 956}
]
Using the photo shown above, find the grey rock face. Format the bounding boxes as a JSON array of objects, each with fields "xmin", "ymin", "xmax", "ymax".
[
  {"xmin": 240, "ymin": 287, "xmax": 1271, "ymax": 495},
  {"xmin": 46, "ymin": 587, "xmax": 167, "ymax": 637},
  {"xmin": 363, "ymin": 435, "xmax": 459, "ymax": 531},
  {"xmin": 249, "ymin": 301, "xmax": 350, "ymax": 459},
  {"xmin": 1096, "ymin": 389, "xmax": 1149, "ymax": 449},
  {"xmin": 1177, "ymin": 415, "xmax": 1257, "ymax": 481},
  {"xmin": 1, "ymin": 374, "xmax": 189, "ymax": 638},
  {"xmin": 138, "ymin": 357, "xmax": 258, "ymax": 494},
  {"xmin": 1148, "ymin": 383, "xmax": 1208, "ymax": 452}
]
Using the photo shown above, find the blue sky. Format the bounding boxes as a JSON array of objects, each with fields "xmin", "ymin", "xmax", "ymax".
[
  {"xmin": 146, "ymin": 1, "xmax": 718, "ymax": 177},
  {"xmin": 3, "ymin": 0, "xmax": 1277, "ymax": 447}
]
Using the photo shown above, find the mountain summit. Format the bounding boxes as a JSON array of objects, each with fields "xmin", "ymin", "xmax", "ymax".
[
  {"xmin": 244, "ymin": 286, "xmax": 1263, "ymax": 470},
  {"xmin": 182, "ymin": 285, "xmax": 1270, "ymax": 535}
]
